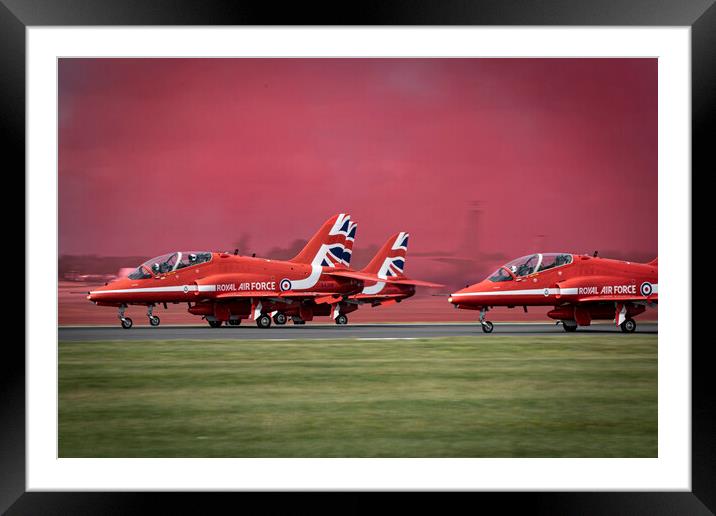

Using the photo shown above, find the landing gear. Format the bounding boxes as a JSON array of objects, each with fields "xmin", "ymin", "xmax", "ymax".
[
  {"xmin": 118, "ymin": 305, "xmax": 132, "ymax": 329},
  {"xmin": 273, "ymin": 312, "xmax": 287, "ymax": 325},
  {"xmin": 620, "ymin": 318, "xmax": 637, "ymax": 333},
  {"xmin": 208, "ymin": 320, "xmax": 223, "ymax": 328},
  {"xmin": 228, "ymin": 318, "xmax": 241, "ymax": 326},
  {"xmin": 256, "ymin": 314, "xmax": 272, "ymax": 328},
  {"xmin": 147, "ymin": 305, "xmax": 160, "ymax": 326},
  {"xmin": 479, "ymin": 307, "xmax": 493, "ymax": 333},
  {"xmin": 562, "ymin": 321, "xmax": 578, "ymax": 332},
  {"xmin": 335, "ymin": 314, "xmax": 348, "ymax": 325}
]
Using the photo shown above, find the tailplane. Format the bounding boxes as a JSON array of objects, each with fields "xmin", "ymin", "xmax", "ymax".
[{"xmin": 290, "ymin": 214, "xmax": 354, "ymax": 267}]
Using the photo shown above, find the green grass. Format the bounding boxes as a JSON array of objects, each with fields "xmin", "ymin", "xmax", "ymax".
[{"xmin": 59, "ymin": 336, "xmax": 657, "ymax": 457}]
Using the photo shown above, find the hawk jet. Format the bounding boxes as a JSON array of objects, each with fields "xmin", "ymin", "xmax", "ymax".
[{"xmin": 448, "ymin": 253, "xmax": 657, "ymax": 333}]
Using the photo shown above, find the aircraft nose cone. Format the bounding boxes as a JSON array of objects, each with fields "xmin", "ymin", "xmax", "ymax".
[
  {"xmin": 448, "ymin": 288, "xmax": 466, "ymax": 305},
  {"xmin": 87, "ymin": 288, "xmax": 102, "ymax": 302},
  {"xmin": 87, "ymin": 282, "xmax": 113, "ymax": 303}
]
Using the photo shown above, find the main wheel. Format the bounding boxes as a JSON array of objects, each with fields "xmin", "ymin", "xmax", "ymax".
[
  {"xmin": 149, "ymin": 315, "xmax": 160, "ymax": 327},
  {"xmin": 481, "ymin": 321, "xmax": 494, "ymax": 333},
  {"xmin": 256, "ymin": 314, "xmax": 272, "ymax": 328},
  {"xmin": 120, "ymin": 317, "xmax": 133, "ymax": 329},
  {"xmin": 335, "ymin": 314, "xmax": 348, "ymax": 325},
  {"xmin": 208, "ymin": 320, "xmax": 222, "ymax": 328},
  {"xmin": 228, "ymin": 319, "xmax": 241, "ymax": 326},
  {"xmin": 563, "ymin": 322, "xmax": 578, "ymax": 332},
  {"xmin": 620, "ymin": 318, "xmax": 637, "ymax": 333},
  {"xmin": 273, "ymin": 312, "xmax": 287, "ymax": 325}
]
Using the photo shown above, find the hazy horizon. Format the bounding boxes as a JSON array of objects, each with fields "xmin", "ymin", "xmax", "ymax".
[{"xmin": 59, "ymin": 58, "xmax": 657, "ymax": 278}]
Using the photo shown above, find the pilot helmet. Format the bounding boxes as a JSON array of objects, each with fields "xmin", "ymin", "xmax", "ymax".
[{"xmin": 189, "ymin": 253, "xmax": 197, "ymax": 262}]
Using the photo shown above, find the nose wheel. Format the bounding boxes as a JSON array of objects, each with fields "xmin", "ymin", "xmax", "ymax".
[
  {"xmin": 478, "ymin": 307, "xmax": 493, "ymax": 333},
  {"xmin": 335, "ymin": 314, "xmax": 348, "ymax": 325},
  {"xmin": 118, "ymin": 305, "xmax": 133, "ymax": 329}
]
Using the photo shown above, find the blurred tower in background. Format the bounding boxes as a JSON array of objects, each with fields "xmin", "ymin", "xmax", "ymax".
[
  {"xmin": 460, "ymin": 201, "xmax": 483, "ymax": 260},
  {"xmin": 411, "ymin": 200, "xmax": 506, "ymax": 289}
]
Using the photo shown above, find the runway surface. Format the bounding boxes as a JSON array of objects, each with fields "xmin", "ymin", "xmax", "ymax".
[{"xmin": 59, "ymin": 322, "xmax": 658, "ymax": 341}]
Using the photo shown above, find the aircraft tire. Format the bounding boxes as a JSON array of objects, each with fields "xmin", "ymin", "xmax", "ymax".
[
  {"xmin": 256, "ymin": 314, "xmax": 272, "ymax": 328},
  {"xmin": 121, "ymin": 317, "xmax": 133, "ymax": 329},
  {"xmin": 481, "ymin": 321, "xmax": 494, "ymax": 333},
  {"xmin": 620, "ymin": 319, "xmax": 637, "ymax": 333},
  {"xmin": 273, "ymin": 313, "xmax": 287, "ymax": 325},
  {"xmin": 208, "ymin": 320, "xmax": 222, "ymax": 328},
  {"xmin": 149, "ymin": 315, "xmax": 160, "ymax": 327},
  {"xmin": 562, "ymin": 322, "xmax": 578, "ymax": 332},
  {"xmin": 335, "ymin": 314, "xmax": 348, "ymax": 325}
]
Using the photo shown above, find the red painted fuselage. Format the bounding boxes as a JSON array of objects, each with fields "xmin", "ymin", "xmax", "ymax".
[{"xmin": 448, "ymin": 253, "xmax": 657, "ymax": 331}]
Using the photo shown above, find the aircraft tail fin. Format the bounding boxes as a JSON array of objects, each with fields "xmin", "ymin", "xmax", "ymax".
[
  {"xmin": 361, "ymin": 232, "xmax": 409, "ymax": 279},
  {"xmin": 290, "ymin": 214, "xmax": 355, "ymax": 267},
  {"xmin": 342, "ymin": 220, "xmax": 358, "ymax": 267}
]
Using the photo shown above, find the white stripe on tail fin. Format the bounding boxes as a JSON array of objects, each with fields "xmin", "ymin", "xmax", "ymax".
[
  {"xmin": 361, "ymin": 232, "xmax": 409, "ymax": 279},
  {"xmin": 290, "ymin": 214, "xmax": 354, "ymax": 268}
]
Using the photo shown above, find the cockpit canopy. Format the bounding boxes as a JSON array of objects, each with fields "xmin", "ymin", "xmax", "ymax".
[
  {"xmin": 127, "ymin": 251, "xmax": 212, "ymax": 279},
  {"xmin": 487, "ymin": 253, "xmax": 573, "ymax": 282}
]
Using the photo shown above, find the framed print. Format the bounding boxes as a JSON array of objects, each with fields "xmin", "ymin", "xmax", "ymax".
[{"xmin": 7, "ymin": 0, "xmax": 712, "ymax": 513}]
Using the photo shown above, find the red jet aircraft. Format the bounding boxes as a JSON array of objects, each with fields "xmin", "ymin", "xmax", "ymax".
[
  {"xmin": 262, "ymin": 231, "xmax": 442, "ymax": 323},
  {"xmin": 347, "ymin": 232, "xmax": 443, "ymax": 309},
  {"xmin": 448, "ymin": 253, "xmax": 657, "ymax": 333},
  {"xmin": 87, "ymin": 214, "xmax": 380, "ymax": 328}
]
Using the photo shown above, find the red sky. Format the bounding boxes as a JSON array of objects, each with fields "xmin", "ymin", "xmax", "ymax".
[{"xmin": 59, "ymin": 58, "xmax": 657, "ymax": 274}]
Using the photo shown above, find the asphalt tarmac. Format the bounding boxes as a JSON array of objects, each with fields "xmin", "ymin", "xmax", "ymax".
[{"xmin": 58, "ymin": 322, "xmax": 658, "ymax": 341}]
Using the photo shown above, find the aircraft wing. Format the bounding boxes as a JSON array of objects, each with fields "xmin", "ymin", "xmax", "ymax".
[
  {"xmin": 328, "ymin": 269, "xmax": 443, "ymax": 287},
  {"xmin": 215, "ymin": 291, "xmax": 345, "ymax": 299},
  {"xmin": 278, "ymin": 292, "xmax": 344, "ymax": 298},
  {"xmin": 325, "ymin": 270, "xmax": 382, "ymax": 282},
  {"xmin": 353, "ymin": 293, "xmax": 406, "ymax": 300},
  {"xmin": 386, "ymin": 278, "xmax": 444, "ymax": 288},
  {"xmin": 215, "ymin": 291, "xmax": 280, "ymax": 299},
  {"xmin": 573, "ymin": 294, "xmax": 658, "ymax": 304}
]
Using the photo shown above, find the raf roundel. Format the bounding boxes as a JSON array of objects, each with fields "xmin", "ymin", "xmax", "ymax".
[
  {"xmin": 280, "ymin": 278, "xmax": 292, "ymax": 292},
  {"xmin": 640, "ymin": 282, "xmax": 653, "ymax": 297}
]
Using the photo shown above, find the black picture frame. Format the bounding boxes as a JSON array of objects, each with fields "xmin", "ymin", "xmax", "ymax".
[{"xmin": 7, "ymin": 1, "xmax": 709, "ymax": 513}]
